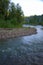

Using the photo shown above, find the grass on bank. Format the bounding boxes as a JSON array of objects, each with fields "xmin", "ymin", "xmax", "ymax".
[{"xmin": 0, "ymin": 19, "xmax": 23, "ymax": 28}]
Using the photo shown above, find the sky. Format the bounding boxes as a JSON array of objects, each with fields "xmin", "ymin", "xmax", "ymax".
[{"xmin": 11, "ymin": 0, "xmax": 43, "ymax": 16}]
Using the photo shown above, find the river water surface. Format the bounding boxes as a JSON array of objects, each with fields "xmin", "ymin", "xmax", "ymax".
[{"xmin": 0, "ymin": 25, "xmax": 43, "ymax": 65}]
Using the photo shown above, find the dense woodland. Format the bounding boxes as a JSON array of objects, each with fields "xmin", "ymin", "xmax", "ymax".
[{"xmin": 0, "ymin": 0, "xmax": 24, "ymax": 28}]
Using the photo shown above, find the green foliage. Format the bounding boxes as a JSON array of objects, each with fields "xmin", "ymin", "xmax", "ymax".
[
  {"xmin": 0, "ymin": 0, "xmax": 10, "ymax": 19},
  {"xmin": 0, "ymin": 19, "xmax": 22, "ymax": 28},
  {"xmin": 16, "ymin": 4, "xmax": 24, "ymax": 23},
  {"xmin": 24, "ymin": 15, "xmax": 43, "ymax": 25},
  {"xmin": 0, "ymin": 0, "xmax": 24, "ymax": 28}
]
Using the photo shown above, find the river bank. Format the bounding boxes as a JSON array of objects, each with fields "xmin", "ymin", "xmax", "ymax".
[{"xmin": 0, "ymin": 28, "xmax": 37, "ymax": 39}]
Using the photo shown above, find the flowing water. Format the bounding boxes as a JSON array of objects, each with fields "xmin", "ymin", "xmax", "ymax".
[{"xmin": 0, "ymin": 25, "xmax": 43, "ymax": 65}]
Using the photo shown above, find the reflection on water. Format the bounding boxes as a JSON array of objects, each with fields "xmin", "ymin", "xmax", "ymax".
[{"xmin": 0, "ymin": 25, "xmax": 43, "ymax": 65}]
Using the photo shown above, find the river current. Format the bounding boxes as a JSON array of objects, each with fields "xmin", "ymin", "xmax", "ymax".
[{"xmin": 0, "ymin": 25, "xmax": 43, "ymax": 65}]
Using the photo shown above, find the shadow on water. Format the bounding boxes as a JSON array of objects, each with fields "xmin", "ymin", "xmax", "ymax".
[{"xmin": 0, "ymin": 25, "xmax": 43, "ymax": 65}]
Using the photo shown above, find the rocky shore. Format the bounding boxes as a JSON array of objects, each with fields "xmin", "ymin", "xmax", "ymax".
[{"xmin": 0, "ymin": 28, "xmax": 37, "ymax": 39}]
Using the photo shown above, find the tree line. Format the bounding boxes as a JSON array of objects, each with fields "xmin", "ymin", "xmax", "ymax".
[{"xmin": 24, "ymin": 15, "xmax": 43, "ymax": 25}]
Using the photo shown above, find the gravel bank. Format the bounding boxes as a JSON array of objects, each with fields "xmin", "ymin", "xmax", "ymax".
[{"xmin": 0, "ymin": 28, "xmax": 37, "ymax": 39}]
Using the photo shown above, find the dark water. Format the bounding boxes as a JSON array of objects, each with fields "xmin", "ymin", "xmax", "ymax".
[{"xmin": 0, "ymin": 25, "xmax": 43, "ymax": 65}]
